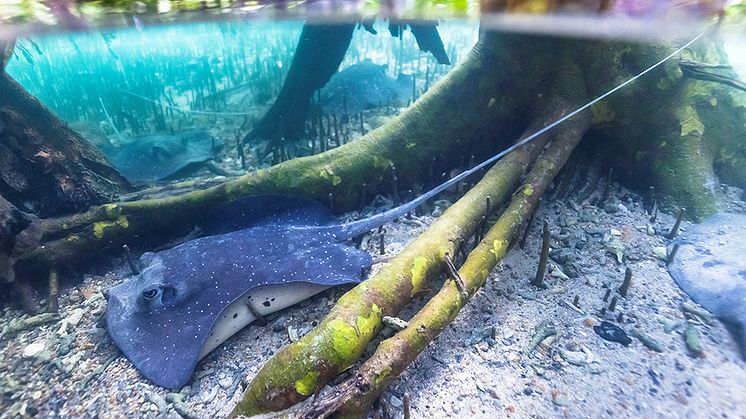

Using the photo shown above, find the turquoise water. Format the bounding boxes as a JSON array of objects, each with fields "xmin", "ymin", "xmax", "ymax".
[{"xmin": 6, "ymin": 19, "xmax": 477, "ymax": 136}]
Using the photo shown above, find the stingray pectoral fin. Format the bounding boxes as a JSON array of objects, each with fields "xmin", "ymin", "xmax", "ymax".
[
  {"xmin": 106, "ymin": 281, "xmax": 210, "ymax": 389},
  {"xmin": 106, "ymin": 228, "xmax": 373, "ymax": 389},
  {"xmin": 199, "ymin": 194, "xmax": 339, "ymax": 236}
]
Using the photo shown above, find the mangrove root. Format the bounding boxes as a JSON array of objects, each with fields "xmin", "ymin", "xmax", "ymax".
[
  {"xmin": 246, "ymin": 23, "xmax": 356, "ymax": 144},
  {"xmin": 230, "ymin": 139, "xmax": 533, "ymax": 416},
  {"xmin": 229, "ymin": 43, "xmax": 584, "ymax": 416},
  {"xmin": 303, "ymin": 60, "xmax": 590, "ymax": 418}
]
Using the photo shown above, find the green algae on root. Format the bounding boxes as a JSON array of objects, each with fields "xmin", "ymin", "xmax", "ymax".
[{"xmin": 301, "ymin": 74, "xmax": 592, "ymax": 416}]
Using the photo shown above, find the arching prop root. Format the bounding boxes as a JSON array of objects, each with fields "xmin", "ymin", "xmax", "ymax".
[
  {"xmin": 245, "ymin": 22, "xmax": 356, "ymax": 145},
  {"xmin": 303, "ymin": 69, "xmax": 590, "ymax": 418},
  {"xmin": 228, "ymin": 53, "xmax": 586, "ymax": 417}
]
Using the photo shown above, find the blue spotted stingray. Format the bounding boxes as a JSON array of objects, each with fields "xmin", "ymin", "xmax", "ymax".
[
  {"xmin": 320, "ymin": 59, "xmax": 412, "ymax": 114},
  {"xmin": 106, "ymin": 158, "xmax": 488, "ymax": 389}
]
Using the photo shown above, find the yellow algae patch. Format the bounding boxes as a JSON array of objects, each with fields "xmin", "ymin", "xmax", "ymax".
[
  {"xmin": 677, "ymin": 105, "xmax": 704, "ymax": 137},
  {"xmin": 490, "ymin": 239, "xmax": 509, "ymax": 257},
  {"xmin": 410, "ymin": 256, "xmax": 429, "ymax": 294},
  {"xmin": 356, "ymin": 303, "xmax": 382, "ymax": 338},
  {"xmin": 92, "ymin": 216, "xmax": 129, "ymax": 239},
  {"xmin": 373, "ymin": 156, "xmax": 394, "ymax": 171},
  {"xmin": 328, "ymin": 318, "xmax": 358, "ymax": 361},
  {"xmin": 375, "ymin": 366, "xmax": 393, "ymax": 384},
  {"xmin": 102, "ymin": 203, "xmax": 122, "ymax": 218},
  {"xmin": 294, "ymin": 370, "xmax": 319, "ymax": 396},
  {"xmin": 512, "ymin": 0, "xmax": 551, "ymax": 13},
  {"xmin": 319, "ymin": 166, "xmax": 342, "ymax": 186},
  {"xmin": 513, "ymin": 183, "xmax": 534, "ymax": 198},
  {"xmin": 66, "ymin": 234, "xmax": 83, "ymax": 243}
]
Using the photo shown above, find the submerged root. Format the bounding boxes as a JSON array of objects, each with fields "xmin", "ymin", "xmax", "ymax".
[
  {"xmin": 302, "ymin": 60, "xmax": 590, "ymax": 419},
  {"xmin": 229, "ymin": 142, "xmax": 535, "ymax": 416},
  {"xmin": 229, "ymin": 51, "xmax": 586, "ymax": 417}
]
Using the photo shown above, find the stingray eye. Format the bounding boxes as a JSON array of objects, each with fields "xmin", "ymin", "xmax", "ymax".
[{"xmin": 143, "ymin": 288, "xmax": 158, "ymax": 299}]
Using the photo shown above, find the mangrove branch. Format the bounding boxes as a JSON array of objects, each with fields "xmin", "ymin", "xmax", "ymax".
[{"xmin": 303, "ymin": 59, "xmax": 590, "ymax": 418}]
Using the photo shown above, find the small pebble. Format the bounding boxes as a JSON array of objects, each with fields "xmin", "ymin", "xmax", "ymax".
[
  {"xmin": 22, "ymin": 342, "xmax": 45, "ymax": 358},
  {"xmin": 382, "ymin": 316, "xmax": 409, "ymax": 331},
  {"xmin": 630, "ymin": 328, "xmax": 665, "ymax": 352},
  {"xmin": 588, "ymin": 363, "xmax": 605, "ymax": 374},
  {"xmin": 652, "ymin": 247, "xmax": 668, "ymax": 261},
  {"xmin": 552, "ymin": 390, "xmax": 570, "ymax": 406},
  {"xmin": 559, "ymin": 349, "xmax": 586, "ymax": 366},
  {"xmin": 287, "ymin": 325, "xmax": 299, "ymax": 342},
  {"xmin": 66, "ymin": 308, "xmax": 85, "ymax": 327},
  {"xmin": 218, "ymin": 376, "xmax": 233, "ymax": 388},
  {"xmin": 200, "ymin": 386, "xmax": 219, "ymax": 404},
  {"xmin": 684, "ymin": 325, "xmax": 705, "ymax": 358}
]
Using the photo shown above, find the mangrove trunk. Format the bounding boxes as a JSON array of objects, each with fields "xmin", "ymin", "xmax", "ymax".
[{"xmin": 0, "ymin": 71, "xmax": 132, "ymax": 217}]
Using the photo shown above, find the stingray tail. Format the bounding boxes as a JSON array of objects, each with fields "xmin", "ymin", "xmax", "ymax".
[
  {"xmin": 335, "ymin": 151, "xmax": 505, "ymax": 240},
  {"xmin": 336, "ymin": 29, "xmax": 706, "ymax": 241}
]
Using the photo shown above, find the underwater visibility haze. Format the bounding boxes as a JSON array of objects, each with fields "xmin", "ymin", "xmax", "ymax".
[{"xmin": 1, "ymin": 1, "xmax": 746, "ymax": 417}]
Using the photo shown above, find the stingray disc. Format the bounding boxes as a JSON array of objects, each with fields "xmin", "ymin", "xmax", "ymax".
[
  {"xmin": 106, "ymin": 195, "xmax": 371, "ymax": 389},
  {"xmin": 108, "ymin": 131, "xmax": 221, "ymax": 183}
]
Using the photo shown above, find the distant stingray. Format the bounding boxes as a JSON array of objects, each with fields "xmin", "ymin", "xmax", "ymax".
[
  {"xmin": 107, "ymin": 131, "xmax": 222, "ymax": 183},
  {"xmin": 320, "ymin": 59, "xmax": 411, "ymax": 114},
  {"xmin": 668, "ymin": 212, "xmax": 746, "ymax": 358}
]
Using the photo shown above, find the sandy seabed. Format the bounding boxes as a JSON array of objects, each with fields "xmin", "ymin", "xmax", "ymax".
[{"xmin": 1, "ymin": 178, "xmax": 746, "ymax": 419}]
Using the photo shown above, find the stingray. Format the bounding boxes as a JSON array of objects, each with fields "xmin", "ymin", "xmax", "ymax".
[
  {"xmin": 106, "ymin": 131, "xmax": 223, "ymax": 183},
  {"xmin": 320, "ymin": 59, "xmax": 412, "ymax": 114},
  {"xmin": 105, "ymin": 158, "xmax": 489, "ymax": 389},
  {"xmin": 668, "ymin": 212, "xmax": 746, "ymax": 358}
]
